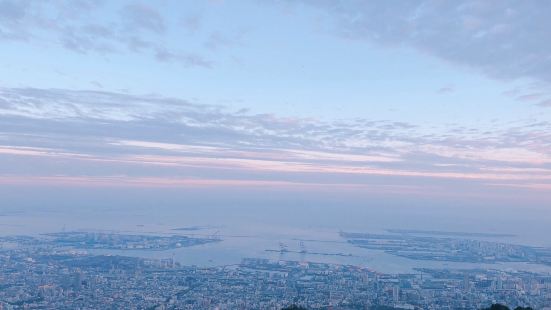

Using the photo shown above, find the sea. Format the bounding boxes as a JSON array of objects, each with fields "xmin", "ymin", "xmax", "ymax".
[{"xmin": 1, "ymin": 197, "xmax": 550, "ymax": 274}]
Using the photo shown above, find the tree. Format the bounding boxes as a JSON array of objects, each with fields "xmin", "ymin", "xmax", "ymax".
[
  {"xmin": 281, "ymin": 305, "xmax": 307, "ymax": 310},
  {"xmin": 481, "ymin": 304, "xmax": 534, "ymax": 310},
  {"xmin": 481, "ymin": 304, "xmax": 510, "ymax": 310}
]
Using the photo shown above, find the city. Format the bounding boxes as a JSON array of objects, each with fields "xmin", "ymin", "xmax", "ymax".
[{"xmin": 0, "ymin": 231, "xmax": 550, "ymax": 309}]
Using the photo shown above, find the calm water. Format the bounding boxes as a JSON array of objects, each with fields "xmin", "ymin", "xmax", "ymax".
[{"xmin": 1, "ymin": 202, "xmax": 551, "ymax": 274}]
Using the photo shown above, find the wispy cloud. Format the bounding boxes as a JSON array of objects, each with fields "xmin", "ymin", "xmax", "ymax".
[
  {"xmin": 295, "ymin": 0, "xmax": 551, "ymax": 107},
  {"xmin": 0, "ymin": 1, "xmax": 213, "ymax": 67},
  {"xmin": 154, "ymin": 48, "xmax": 212, "ymax": 68},
  {"xmin": 437, "ymin": 86, "xmax": 454, "ymax": 94},
  {"xmin": 121, "ymin": 3, "xmax": 165, "ymax": 34},
  {"xmin": 1, "ymin": 87, "xmax": 550, "ymax": 199}
]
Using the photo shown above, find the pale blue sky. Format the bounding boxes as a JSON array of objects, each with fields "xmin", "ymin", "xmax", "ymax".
[
  {"xmin": 1, "ymin": 0, "xmax": 550, "ymax": 206},
  {"xmin": 0, "ymin": 0, "xmax": 545, "ymax": 123}
]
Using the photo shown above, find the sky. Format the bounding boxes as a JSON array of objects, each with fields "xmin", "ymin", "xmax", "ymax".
[{"xmin": 1, "ymin": 0, "xmax": 551, "ymax": 212}]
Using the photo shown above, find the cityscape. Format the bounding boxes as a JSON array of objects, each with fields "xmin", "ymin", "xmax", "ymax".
[
  {"xmin": 341, "ymin": 231, "xmax": 551, "ymax": 266},
  {"xmin": 1, "ymin": 230, "xmax": 550, "ymax": 309}
]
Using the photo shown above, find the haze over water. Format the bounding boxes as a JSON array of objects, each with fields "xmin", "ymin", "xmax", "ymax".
[{"xmin": 2, "ymin": 184, "xmax": 551, "ymax": 275}]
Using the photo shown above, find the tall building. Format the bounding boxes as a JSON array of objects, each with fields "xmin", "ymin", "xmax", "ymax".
[
  {"xmin": 463, "ymin": 275, "xmax": 470, "ymax": 292},
  {"xmin": 393, "ymin": 285, "xmax": 400, "ymax": 303},
  {"xmin": 496, "ymin": 277, "xmax": 503, "ymax": 290}
]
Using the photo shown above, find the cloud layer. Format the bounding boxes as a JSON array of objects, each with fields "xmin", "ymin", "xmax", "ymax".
[
  {"xmin": 1, "ymin": 87, "xmax": 550, "ymax": 201},
  {"xmin": 0, "ymin": 0, "xmax": 212, "ymax": 67},
  {"xmin": 299, "ymin": 0, "xmax": 551, "ymax": 106}
]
